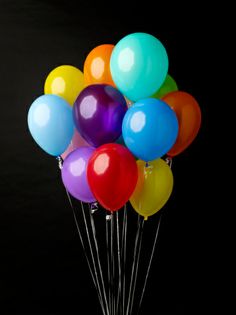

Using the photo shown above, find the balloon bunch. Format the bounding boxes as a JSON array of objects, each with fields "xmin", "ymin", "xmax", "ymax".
[{"xmin": 27, "ymin": 33, "xmax": 201, "ymax": 315}]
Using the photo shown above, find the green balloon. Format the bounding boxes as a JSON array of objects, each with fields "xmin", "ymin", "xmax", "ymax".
[{"xmin": 152, "ymin": 74, "xmax": 178, "ymax": 99}]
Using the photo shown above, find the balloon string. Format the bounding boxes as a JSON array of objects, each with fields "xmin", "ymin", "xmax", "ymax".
[
  {"xmin": 110, "ymin": 212, "xmax": 115, "ymax": 315},
  {"xmin": 137, "ymin": 213, "xmax": 162, "ymax": 315},
  {"xmin": 129, "ymin": 218, "xmax": 144, "ymax": 315},
  {"xmin": 121, "ymin": 205, "xmax": 127, "ymax": 315},
  {"xmin": 106, "ymin": 214, "xmax": 112, "ymax": 314},
  {"xmin": 57, "ymin": 156, "xmax": 106, "ymax": 314},
  {"xmin": 89, "ymin": 206, "xmax": 110, "ymax": 315},
  {"xmin": 116, "ymin": 212, "xmax": 122, "ymax": 315},
  {"xmin": 80, "ymin": 201, "xmax": 108, "ymax": 315},
  {"xmin": 125, "ymin": 215, "xmax": 141, "ymax": 315},
  {"xmin": 64, "ymin": 191, "xmax": 100, "ymax": 296}
]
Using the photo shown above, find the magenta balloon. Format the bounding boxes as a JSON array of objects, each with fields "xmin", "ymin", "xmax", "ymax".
[
  {"xmin": 61, "ymin": 147, "xmax": 96, "ymax": 203},
  {"xmin": 61, "ymin": 129, "xmax": 90, "ymax": 160},
  {"xmin": 73, "ymin": 84, "xmax": 127, "ymax": 147}
]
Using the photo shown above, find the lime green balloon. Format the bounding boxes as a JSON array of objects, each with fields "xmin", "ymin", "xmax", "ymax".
[{"xmin": 152, "ymin": 74, "xmax": 178, "ymax": 99}]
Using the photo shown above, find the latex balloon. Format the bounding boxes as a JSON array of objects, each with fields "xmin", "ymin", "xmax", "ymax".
[
  {"xmin": 122, "ymin": 98, "xmax": 178, "ymax": 161},
  {"xmin": 27, "ymin": 95, "xmax": 74, "ymax": 156},
  {"xmin": 152, "ymin": 74, "xmax": 178, "ymax": 99},
  {"xmin": 84, "ymin": 44, "xmax": 115, "ymax": 87},
  {"xmin": 110, "ymin": 32, "xmax": 168, "ymax": 101},
  {"xmin": 87, "ymin": 143, "xmax": 138, "ymax": 211},
  {"xmin": 162, "ymin": 91, "xmax": 202, "ymax": 156},
  {"xmin": 62, "ymin": 147, "xmax": 96, "ymax": 203},
  {"xmin": 73, "ymin": 84, "xmax": 127, "ymax": 147},
  {"xmin": 130, "ymin": 159, "xmax": 173, "ymax": 220},
  {"xmin": 44, "ymin": 65, "xmax": 84, "ymax": 106},
  {"xmin": 61, "ymin": 129, "xmax": 90, "ymax": 160}
]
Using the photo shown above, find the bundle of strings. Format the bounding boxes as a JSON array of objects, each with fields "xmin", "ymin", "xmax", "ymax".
[{"xmin": 57, "ymin": 156, "xmax": 165, "ymax": 315}]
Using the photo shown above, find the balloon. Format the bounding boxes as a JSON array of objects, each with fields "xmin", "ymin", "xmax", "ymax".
[
  {"xmin": 61, "ymin": 129, "xmax": 90, "ymax": 160},
  {"xmin": 44, "ymin": 65, "xmax": 84, "ymax": 106},
  {"xmin": 87, "ymin": 143, "xmax": 138, "ymax": 211},
  {"xmin": 122, "ymin": 98, "xmax": 179, "ymax": 161},
  {"xmin": 27, "ymin": 95, "xmax": 74, "ymax": 156},
  {"xmin": 61, "ymin": 147, "xmax": 96, "ymax": 203},
  {"xmin": 162, "ymin": 91, "xmax": 202, "ymax": 156},
  {"xmin": 73, "ymin": 84, "xmax": 127, "ymax": 147},
  {"xmin": 110, "ymin": 32, "xmax": 168, "ymax": 101},
  {"xmin": 130, "ymin": 159, "xmax": 173, "ymax": 220},
  {"xmin": 84, "ymin": 44, "xmax": 115, "ymax": 87},
  {"xmin": 152, "ymin": 74, "xmax": 178, "ymax": 99}
]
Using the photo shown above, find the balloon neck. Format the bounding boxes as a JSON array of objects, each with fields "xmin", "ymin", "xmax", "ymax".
[
  {"xmin": 90, "ymin": 201, "xmax": 99, "ymax": 214},
  {"xmin": 56, "ymin": 156, "xmax": 63, "ymax": 170},
  {"xmin": 144, "ymin": 216, "xmax": 148, "ymax": 221},
  {"xmin": 106, "ymin": 210, "xmax": 113, "ymax": 221},
  {"xmin": 145, "ymin": 161, "xmax": 150, "ymax": 168},
  {"xmin": 165, "ymin": 156, "xmax": 173, "ymax": 168}
]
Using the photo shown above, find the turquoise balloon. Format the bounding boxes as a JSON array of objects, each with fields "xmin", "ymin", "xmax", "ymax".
[
  {"xmin": 110, "ymin": 33, "xmax": 168, "ymax": 102},
  {"xmin": 28, "ymin": 94, "xmax": 74, "ymax": 156},
  {"xmin": 122, "ymin": 98, "xmax": 178, "ymax": 161}
]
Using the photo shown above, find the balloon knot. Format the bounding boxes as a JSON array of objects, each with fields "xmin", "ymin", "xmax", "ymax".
[
  {"xmin": 165, "ymin": 156, "xmax": 173, "ymax": 168},
  {"xmin": 90, "ymin": 202, "xmax": 99, "ymax": 214},
  {"xmin": 106, "ymin": 214, "xmax": 112, "ymax": 221},
  {"xmin": 56, "ymin": 156, "xmax": 63, "ymax": 170}
]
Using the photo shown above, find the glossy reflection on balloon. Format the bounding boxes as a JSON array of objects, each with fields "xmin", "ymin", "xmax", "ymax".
[
  {"xmin": 73, "ymin": 84, "xmax": 127, "ymax": 147},
  {"xmin": 62, "ymin": 147, "xmax": 96, "ymax": 203},
  {"xmin": 122, "ymin": 98, "xmax": 178, "ymax": 161},
  {"xmin": 80, "ymin": 96, "xmax": 97, "ymax": 119},
  {"xmin": 28, "ymin": 94, "xmax": 74, "ymax": 156},
  {"xmin": 94, "ymin": 153, "xmax": 110, "ymax": 175}
]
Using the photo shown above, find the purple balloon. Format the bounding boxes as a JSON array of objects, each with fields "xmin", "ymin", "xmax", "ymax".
[
  {"xmin": 61, "ymin": 147, "xmax": 96, "ymax": 203},
  {"xmin": 73, "ymin": 84, "xmax": 127, "ymax": 147}
]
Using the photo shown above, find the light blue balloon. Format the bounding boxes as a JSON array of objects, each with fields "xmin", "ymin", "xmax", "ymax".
[
  {"xmin": 27, "ymin": 94, "xmax": 74, "ymax": 156},
  {"xmin": 110, "ymin": 33, "xmax": 168, "ymax": 102},
  {"xmin": 122, "ymin": 98, "xmax": 178, "ymax": 161}
]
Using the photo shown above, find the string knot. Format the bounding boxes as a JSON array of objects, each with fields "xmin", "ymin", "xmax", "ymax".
[
  {"xmin": 90, "ymin": 202, "xmax": 99, "ymax": 214},
  {"xmin": 56, "ymin": 156, "xmax": 63, "ymax": 170}
]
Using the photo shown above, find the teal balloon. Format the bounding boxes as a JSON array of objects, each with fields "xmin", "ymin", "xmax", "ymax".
[
  {"xmin": 122, "ymin": 98, "xmax": 178, "ymax": 161},
  {"xmin": 110, "ymin": 33, "xmax": 168, "ymax": 102},
  {"xmin": 152, "ymin": 74, "xmax": 178, "ymax": 99},
  {"xmin": 28, "ymin": 94, "xmax": 74, "ymax": 156}
]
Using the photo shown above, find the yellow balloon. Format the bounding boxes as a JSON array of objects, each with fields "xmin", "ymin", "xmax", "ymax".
[
  {"xmin": 44, "ymin": 65, "xmax": 84, "ymax": 106},
  {"xmin": 130, "ymin": 159, "xmax": 173, "ymax": 220}
]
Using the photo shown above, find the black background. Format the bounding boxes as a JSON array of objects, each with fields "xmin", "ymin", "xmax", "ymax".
[{"xmin": 0, "ymin": 1, "xmax": 214, "ymax": 314}]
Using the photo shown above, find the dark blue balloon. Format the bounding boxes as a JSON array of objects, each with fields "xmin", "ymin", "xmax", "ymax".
[{"xmin": 122, "ymin": 98, "xmax": 178, "ymax": 161}]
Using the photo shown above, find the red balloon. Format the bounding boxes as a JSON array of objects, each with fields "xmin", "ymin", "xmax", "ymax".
[{"xmin": 87, "ymin": 143, "xmax": 138, "ymax": 211}]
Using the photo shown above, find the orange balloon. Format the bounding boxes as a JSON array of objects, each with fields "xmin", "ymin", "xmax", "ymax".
[
  {"xmin": 162, "ymin": 91, "xmax": 202, "ymax": 157},
  {"xmin": 84, "ymin": 44, "xmax": 115, "ymax": 87}
]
